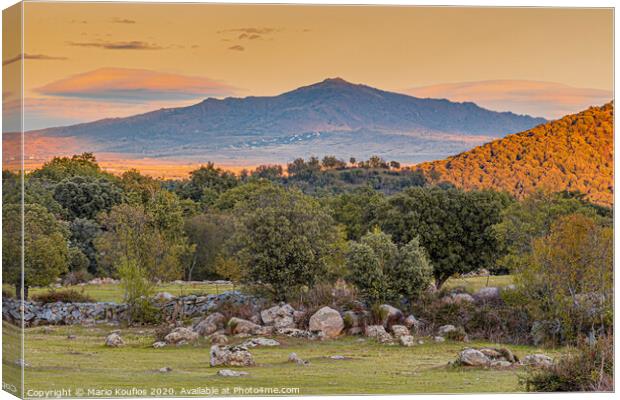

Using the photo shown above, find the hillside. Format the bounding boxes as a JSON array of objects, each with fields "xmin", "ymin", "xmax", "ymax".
[
  {"xmin": 417, "ymin": 103, "xmax": 613, "ymax": 206},
  {"xmin": 19, "ymin": 78, "xmax": 545, "ymax": 166}
]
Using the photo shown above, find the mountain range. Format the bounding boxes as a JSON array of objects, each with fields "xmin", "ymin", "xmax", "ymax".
[
  {"xmin": 417, "ymin": 102, "xmax": 613, "ymax": 206},
  {"xmin": 22, "ymin": 78, "xmax": 547, "ymax": 165}
]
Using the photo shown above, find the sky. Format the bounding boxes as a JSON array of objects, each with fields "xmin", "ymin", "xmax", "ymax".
[{"xmin": 2, "ymin": 3, "xmax": 614, "ymax": 130}]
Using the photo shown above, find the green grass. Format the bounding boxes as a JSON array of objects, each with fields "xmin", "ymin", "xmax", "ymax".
[
  {"xmin": 5, "ymin": 275, "xmax": 510, "ymax": 304},
  {"xmin": 444, "ymin": 275, "xmax": 514, "ymax": 293},
  {"xmin": 14, "ymin": 322, "xmax": 566, "ymax": 396},
  {"xmin": 4, "ymin": 282, "xmax": 234, "ymax": 303}
]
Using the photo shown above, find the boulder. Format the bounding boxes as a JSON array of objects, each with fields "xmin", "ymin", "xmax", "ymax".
[
  {"xmin": 164, "ymin": 327, "xmax": 198, "ymax": 345},
  {"xmin": 159, "ymin": 367, "xmax": 172, "ymax": 373},
  {"xmin": 474, "ymin": 287, "xmax": 500, "ymax": 302},
  {"xmin": 104, "ymin": 332, "xmax": 124, "ymax": 347},
  {"xmin": 309, "ymin": 306, "xmax": 344, "ymax": 338},
  {"xmin": 390, "ymin": 325, "xmax": 410, "ymax": 338},
  {"xmin": 242, "ymin": 338, "xmax": 280, "ymax": 348},
  {"xmin": 210, "ymin": 334, "xmax": 229, "ymax": 346},
  {"xmin": 217, "ymin": 369, "xmax": 249, "ymax": 377},
  {"xmin": 433, "ymin": 336, "xmax": 445, "ymax": 343},
  {"xmin": 288, "ymin": 352, "xmax": 310, "ymax": 366},
  {"xmin": 399, "ymin": 335, "xmax": 415, "ymax": 347},
  {"xmin": 437, "ymin": 325, "xmax": 457, "ymax": 336},
  {"xmin": 452, "ymin": 293, "xmax": 475, "ymax": 304},
  {"xmin": 403, "ymin": 315, "xmax": 420, "ymax": 330},
  {"xmin": 365, "ymin": 325, "xmax": 393, "ymax": 343},
  {"xmin": 379, "ymin": 304, "xmax": 404, "ymax": 328},
  {"xmin": 152, "ymin": 341, "xmax": 167, "ymax": 348},
  {"xmin": 194, "ymin": 312, "xmax": 226, "ymax": 336},
  {"xmin": 523, "ymin": 354, "xmax": 553, "ymax": 368},
  {"xmin": 227, "ymin": 317, "xmax": 263, "ymax": 335},
  {"xmin": 458, "ymin": 349, "xmax": 490, "ymax": 367},
  {"xmin": 210, "ymin": 345, "xmax": 255, "ymax": 367},
  {"xmin": 154, "ymin": 292, "xmax": 175, "ymax": 301},
  {"xmin": 260, "ymin": 304, "xmax": 296, "ymax": 329},
  {"xmin": 490, "ymin": 360, "xmax": 512, "ymax": 368},
  {"xmin": 479, "ymin": 348, "xmax": 503, "ymax": 359},
  {"xmin": 276, "ymin": 328, "xmax": 318, "ymax": 340}
]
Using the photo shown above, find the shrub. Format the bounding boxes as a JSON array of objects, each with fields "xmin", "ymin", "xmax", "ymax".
[
  {"xmin": 117, "ymin": 257, "xmax": 159, "ymax": 324},
  {"xmin": 31, "ymin": 289, "xmax": 95, "ymax": 304},
  {"xmin": 62, "ymin": 270, "xmax": 93, "ymax": 286},
  {"xmin": 524, "ymin": 335, "xmax": 613, "ymax": 392}
]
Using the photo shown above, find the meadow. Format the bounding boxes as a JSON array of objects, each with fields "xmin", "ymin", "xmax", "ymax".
[{"xmin": 7, "ymin": 322, "xmax": 565, "ymax": 396}]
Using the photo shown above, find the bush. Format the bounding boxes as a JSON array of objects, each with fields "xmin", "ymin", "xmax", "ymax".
[
  {"xmin": 524, "ymin": 335, "xmax": 613, "ymax": 392},
  {"xmin": 62, "ymin": 270, "xmax": 93, "ymax": 286},
  {"xmin": 117, "ymin": 258, "xmax": 159, "ymax": 324},
  {"xmin": 31, "ymin": 289, "xmax": 95, "ymax": 304}
]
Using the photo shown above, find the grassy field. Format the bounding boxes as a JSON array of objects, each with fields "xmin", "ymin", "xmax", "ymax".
[
  {"xmin": 3, "ymin": 282, "xmax": 234, "ymax": 304},
  {"xmin": 8, "ymin": 322, "xmax": 565, "ymax": 396},
  {"xmin": 5, "ymin": 275, "xmax": 512, "ymax": 304}
]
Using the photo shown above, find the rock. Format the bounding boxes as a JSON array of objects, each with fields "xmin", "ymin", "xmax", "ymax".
[
  {"xmin": 474, "ymin": 287, "xmax": 500, "ymax": 301},
  {"xmin": 227, "ymin": 317, "xmax": 263, "ymax": 335},
  {"xmin": 490, "ymin": 360, "xmax": 512, "ymax": 368},
  {"xmin": 403, "ymin": 315, "xmax": 419, "ymax": 330},
  {"xmin": 104, "ymin": 332, "xmax": 125, "ymax": 347},
  {"xmin": 452, "ymin": 293, "xmax": 475, "ymax": 304},
  {"xmin": 308, "ymin": 306, "xmax": 344, "ymax": 338},
  {"xmin": 154, "ymin": 292, "xmax": 175, "ymax": 301},
  {"xmin": 437, "ymin": 325, "xmax": 457, "ymax": 336},
  {"xmin": 260, "ymin": 304, "xmax": 296, "ymax": 329},
  {"xmin": 159, "ymin": 367, "xmax": 172, "ymax": 373},
  {"xmin": 523, "ymin": 354, "xmax": 553, "ymax": 368},
  {"xmin": 417, "ymin": 339, "xmax": 425, "ymax": 345},
  {"xmin": 164, "ymin": 327, "xmax": 198, "ymax": 345},
  {"xmin": 194, "ymin": 312, "xmax": 226, "ymax": 336},
  {"xmin": 379, "ymin": 304, "xmax": 404, "ymax": 328},
  {"xmin": 210, "ymin": 345, "xmax": 255, "ymax": 367},
  {"xmin": 399, "ymin": 335, "xmax": 415, "ymax": 347},
  {"xmin": 152, "ymin": 341, "xmax": 167, "ymax": 348},
  {"xmin": 329, "ymin": 355, "xmax": 346, "ymax": 360},
  {"xmin": 242, "ymin": 338, "xmax": 280, "ymax": 348},
  {"xmin": 288, "ymin": 352, "xmax": 310, "ymax": 366},
  {"xmin": 479, "ymin": 348, "xmax": 503, "ymax": 359},
  {"xmin": 15, "ymin": 359, "xmax": 30, "ymax": 367},
  {"xmin": 67, "ymin": 335, "xmax": 77, "ymax": 340},
  {"xmin": 217, "ymin": 369, "xmax": 249, "ymax": 377},
  {"xmin": 433, "ymin": 336, "xmax": 445, "ymax": 343},
  {"xmin": 365, "ymin": 325, "xmax": 394, "ymax": 343},
  {"xmin": 276, "ymin": 328, "xmax": 318, "ymax": 340},
  {"xmin": 210, "ymin": 334, "xmax": 229, "ymax": 346},
  {"xmin": 293, "ymin": 310, "xmax": 306, "ymax": 325},
  {"xmin": 458, "ymin": 349, "xmax": 490, "ymax": 366},
  {"xmin": 391, "ymin": 325, "xmax": 410, "ymax": 338}
]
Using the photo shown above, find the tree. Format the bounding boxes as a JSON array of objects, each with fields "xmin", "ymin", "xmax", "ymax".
[
  {"xmin": 3, "ymin": 204, "xmax": 69, "ymax": 299},
  {"xmin": 494, "ymin": 190, "xmax": 612, "ymax": 273},
  {"xmin": 68, "ymin": 218, "xmax": 102, "ymax": 275},
  {"xmin": 227, "ymin": 184, "xmax": 342, "ymax": 300},
  {"xmin": 379, "ymin": 187, "xmax": 511, "ymax": 288},
  {"xmin": 388, "ymin": 237, "xmax": 433, "ymax": 300},
  {"xmin": 53, "ymin": 175, "xmax": 123, "ymax": 220},
  {"xmin": 117, "ymin": 257, "xmax": 157, "ymax": 324},
  {"xmin": 95, "ymin": 192, "xmax": 193, "ymax": 282},
  {"xmin": 184, "ymin": 212, "xmax": 235, "ymax": 280},
  {"xmin": 321, "ymin": 155, "xmax": 347, "ymax": 170},
  {"xmin": 346, "ymin": 242, "xmax": 387, "ymax": 303},
  {"xmin": 30, "ymin": 153, "xmax": 111, "ymax": 183},
  {"xmin": 214, "ymin": 255, "xmax": 245, "ymax": 292},
  {"xmin": 345, "ymin": 229, "xmax": 432, "ymax": 303},
  {"xmin": 179, "ymin": 162, "xmax": 238, "ymax": 202},
  {"xmin": 325, "ymin": 187, "xmax": 386, "ymax": 240},
  {"xmin": 251, "ymin": 165, "xmax": 283, "ymax": 181},
  {"xmin": 516, "ymin": 214, "xmax": 612, "ymax": 343}
]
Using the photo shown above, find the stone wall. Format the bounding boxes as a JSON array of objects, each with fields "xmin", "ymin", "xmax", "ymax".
[{"xmin": 2, "ymin": 291, "xmax": 261, "ymax": 327}]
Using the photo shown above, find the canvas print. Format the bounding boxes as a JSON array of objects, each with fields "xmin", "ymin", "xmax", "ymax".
[{"xmin": 1, "ymin": 2, "xmax": 614, "ymax": 398}]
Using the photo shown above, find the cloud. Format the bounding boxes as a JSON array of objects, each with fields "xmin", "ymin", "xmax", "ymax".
[
  {"xmin": 3, "ymin": 53, "xmax": 68, "ymax": 66},
  {"xmin": 4, "ymin": 96, "xmax": 208, "ymax": 131},
  {"xmin": 111, "ymin": 18, "xmax": 136, "ymax": 24},
  {"xmin": 218, "ymin": 27, "xmax": 277, "ymax": 35},
  {"xmin": 228, "ymin": 45, "xmax": 245, "ymax": 52},
  {"xmin": 68, "ymin": 40, "xmax": 163, "ymax": 50},
  {"xmin": 36, "ymin": 67, "xmax": 237, "ymax": 101},
  {"xmin": 404, "ymin": 80, "xmax": 613, "ymax": 119},
  {"xmin": 238, "ymin": 33, "xmax": 262, "ymax": 40}
]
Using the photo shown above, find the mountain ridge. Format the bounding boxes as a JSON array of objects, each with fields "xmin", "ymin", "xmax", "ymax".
[{"xmin": 416, "ymin": 102, "xmax": 614, "ymax": 206}]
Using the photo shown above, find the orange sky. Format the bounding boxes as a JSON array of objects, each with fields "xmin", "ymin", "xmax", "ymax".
[{"xmin": 3, "ymin": 3, "xmax": 614, "ymax": 129}]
